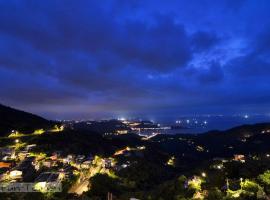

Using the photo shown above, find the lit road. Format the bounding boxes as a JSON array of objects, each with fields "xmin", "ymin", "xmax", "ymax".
[
  {"xmin": 68, "ymin": 170, "xmax": 90, "ymax": 195},
  {"xmin": 68, "ymin": 178, "xmax": 89, "ymax": 195},
  {"xmin": 68, "ymin": 164, "xmax": 103, "ymax": 195}
]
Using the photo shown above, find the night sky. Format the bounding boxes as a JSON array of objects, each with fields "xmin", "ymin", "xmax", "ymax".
[{"xmin": 0, "ymin": 0, "xmax": 270, "ymax": 120}]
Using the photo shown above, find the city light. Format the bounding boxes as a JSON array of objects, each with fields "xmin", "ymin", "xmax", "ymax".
[{"xmin": 0, "ymin": 1, "xmax": 269, "ymax": 199}]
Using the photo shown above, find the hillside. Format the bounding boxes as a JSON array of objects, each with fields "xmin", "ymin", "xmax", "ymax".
[
  {"xmin": 1, "ymin": 106, "xmax": 270, "ymax": 199},
  {"xmin": 0, "ymin": 104, "xmax": 53, "ymax": 136}
]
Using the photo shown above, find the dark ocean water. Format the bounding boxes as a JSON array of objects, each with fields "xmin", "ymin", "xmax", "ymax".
[{"xmin": 149, "ymin": 115, "xmax": 270, "ymax": 134}]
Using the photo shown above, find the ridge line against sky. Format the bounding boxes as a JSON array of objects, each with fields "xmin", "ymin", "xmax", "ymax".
[{"xmin": 0, "ymin": 0, "xmax": 270, "ymax": 120}]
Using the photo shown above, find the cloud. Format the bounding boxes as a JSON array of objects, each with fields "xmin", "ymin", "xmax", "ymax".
[
  {"xmin": 191, "ymin": 31, "xmax": 220, "ymax": 52},
  {"xmin": 0, "ymin": 0, "xmax": 269, "ymax": 118},
  {"xmin": 225, "ymin": 27, "xmax": 270, "ymax": 78},
  {"xmin": 0, "ymin": 2, "xmax": 194, "ymax": 73},
  {"xmin": 254, "ymin": 27, "xmax": 270, "ymax": 55},
  {"xmin": 225, "ymin": 0, "xmax": 247, "ymax": 11},
  {"xmin": 0, "ymin": 68, "xmax": 85, "ymax": 105},
  {"xmin": 197, "ymin": 61, "xmax": 224, "ymax": 84}
]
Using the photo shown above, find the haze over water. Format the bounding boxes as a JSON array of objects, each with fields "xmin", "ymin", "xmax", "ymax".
[{"xmin": 155, "ymin": 114, "xmax": 270, "ymax": 134}]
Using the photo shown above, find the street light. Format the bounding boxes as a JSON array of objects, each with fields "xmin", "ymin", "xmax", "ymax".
[
  {"xmin": 201, "ymin": 172, "xmax": 206, "ymax": 177},
  {"xmin": 240, "ymin": 178, "xmax": 243, "ymax": 190}
]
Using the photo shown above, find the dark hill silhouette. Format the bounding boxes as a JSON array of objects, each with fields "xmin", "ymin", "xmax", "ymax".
[
  {"xmin": 151, "ymin": 122, "xmax": 270, "ymax": 159},
  {"xmin": 0, "ymin": 104, "xmax": 53, "ymax": 136}
]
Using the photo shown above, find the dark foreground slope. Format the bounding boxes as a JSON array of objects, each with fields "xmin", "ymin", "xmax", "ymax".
[{"xmin": 0, "ymin": 104, "xmax": 53, "ymax": 136}]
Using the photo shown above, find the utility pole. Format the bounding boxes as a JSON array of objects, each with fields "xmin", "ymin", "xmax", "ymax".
[{"xmin": 107, "ymin": 192, "xmax": 113, "ymax": 200}]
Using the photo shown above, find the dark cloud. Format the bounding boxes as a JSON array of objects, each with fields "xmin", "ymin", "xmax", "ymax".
[
  {"xmin": 0, "ymin": 2, "xmax": 193, "ymax": 73},
  {"xmin": 226, "ymin": 28, "xmax": 270, "ymax": 78},
  {"xmin": 191, "ymin": 31, "xmax": 220, "ymax": 52},
  {"xmin": 254, "ymin": 28, "xmax": 270, "ymax": 55},
  {"xmin": 226, "ymin": 54, "xmax": 270, "ymax": 78},
  {"xmin": 0, "ymin": 68, "xmax": 85, "ymax": 105},
  {"xmin": 198, "ymin": 62, "xmax": 224, "ymax": 84},
  {"xmin": 0, "ymin": 0, "xmax": 269, "ymax": 118},
  {"xmin": 225, "ymin": 0, "xmax": 247, "ymax": 11}
]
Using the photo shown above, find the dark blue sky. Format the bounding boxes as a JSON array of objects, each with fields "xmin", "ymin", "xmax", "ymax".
[{"xmin": 0, "ymin": 0, "xmax": 270, "ymax": 120}]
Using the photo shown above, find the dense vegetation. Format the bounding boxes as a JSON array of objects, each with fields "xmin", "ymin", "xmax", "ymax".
[
  {"xmin": 3, "ymin": 122, "xmax": 270, "ymax": 200},
  {"xmin": 0, "ymin": 104, "xmax": 53, "ymax": 136},
  {"xmin": 2, "ymin": 104, "xmax": 270, "ymax": 199}
]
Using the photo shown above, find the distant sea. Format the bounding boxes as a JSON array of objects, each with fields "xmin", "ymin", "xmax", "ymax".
[{"xmin": 147, "ymin": 115, "xmax": 270, "ymax": 134}]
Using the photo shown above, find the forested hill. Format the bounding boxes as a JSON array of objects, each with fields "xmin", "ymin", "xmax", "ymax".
[{"xmin": 0, "ymin": 104, "xmax": 53, "ymax": 136}]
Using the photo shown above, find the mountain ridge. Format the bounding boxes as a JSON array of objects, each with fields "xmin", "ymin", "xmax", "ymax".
[{"xmin": 0, "ymin": 103, "xmax": 53, "ymax": 136}]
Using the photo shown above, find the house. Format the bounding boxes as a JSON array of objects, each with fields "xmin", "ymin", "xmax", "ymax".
[
  {"xmin": 0, "ymin": 147, "xmax": 15, "ymax": 157},
  {"xmin": 233, "ymin": 154, "xmax": 245, "ymax": 163},
  {"xmin": 73, "ymin": 155, "xmax": 86, "ymax": 167},
  {"xmin": 81, "ymin": 160, "xmax": 92, "ymax": 169},
  {"xmin": 76, "ymin": 155, "xmax": 85, "ymax": 161},
  {"xmin": 9, "ymin": 157, "xmax": 36, "ymax": 181},
  {"xmin": 43, "ymin": 159, "xmax": 56, "ymax": 168},
  {"xmin": 35, "ymin": 172, "xmax": 61, "ymax": 182},
  {"xmin": 104, "ymin": 158, "xmax": 114, "ymax": 168},
  {"xmin": 185, "ymin": 176, "xmax": 202, "ymax": 189},
  {"xmin": 34, "ymin": 172, "xmax": 62, "ymax": 192},
  {"xmin": 59, "ymin": 166, "xmax": 75, "ymax": 179},
  {"xmin": 63, "ymin": 154, "xmax": 75, "ymax": 164},
  {"xmin": 0, "ymin": 161, "xmax": 14, "ymax": 169},
  {"xmin": 9, "ymin": 169, "xmax": 23, "ymax": 180},
  {"xmin": 116, "ymin": 129, "xmax": 128, "ymax": 135},
  {"xmin": 50, "ymin": 154, "xmax": 58, "ymax": 161},
  {"xmin": 18, "ymin": 151, "xmax": 30, "ymax": 160},
  {"xmin": 50, "ymin": 151, "xmax": 62, "ymax": 161}
]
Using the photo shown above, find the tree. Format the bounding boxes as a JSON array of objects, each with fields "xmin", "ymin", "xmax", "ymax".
[
  {"xmin": 258, "ymin": 170, "xmax": 270, "ymax": 194},
  {"xmin": 87, "ymin": 174, "xmax": 121, "ymax": 199},
  {"xmin": 240, "ymin": 179, "xmax": 265, "ymax": 200},
  {"xmin": 206, "ymin": 188, "xmax": 224, "ymax": 200}
]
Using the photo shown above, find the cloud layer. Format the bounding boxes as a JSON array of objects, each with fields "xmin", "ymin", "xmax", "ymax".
[{"xmin": 0, "ymin": 0, "xmax": 270, "ymax": 119}]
